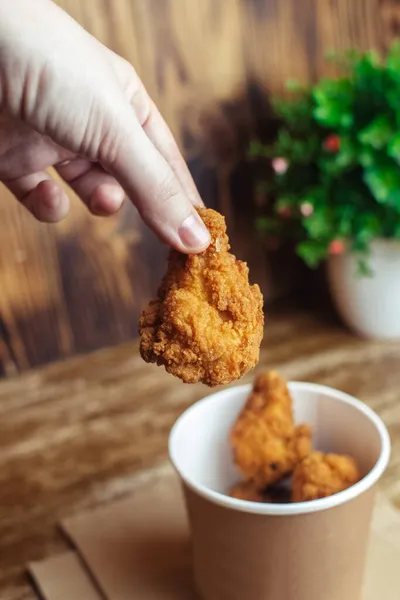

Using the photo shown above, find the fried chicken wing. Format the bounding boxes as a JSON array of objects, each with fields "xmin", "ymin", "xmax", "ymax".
[
  {"xmin": 230, "ymin": 371, "xmax": 312, "ymax": 487},
  {"xmin": 139, "ymin": 208, "xmax": 264, "ymax": 386},
  {"xmin": 292, "ymin": 451, "xmax": 360, "ymax": 502}
]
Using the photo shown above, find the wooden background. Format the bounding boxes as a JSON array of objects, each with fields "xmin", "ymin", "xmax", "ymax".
[{"xmin": 0, "ymin": 0, "xmax": 399, "ymax": 376}]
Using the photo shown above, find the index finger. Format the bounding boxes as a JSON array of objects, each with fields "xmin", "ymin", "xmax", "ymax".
[
  {"xmin": 100, "ymin": 103, "xmax": 210, "ymax": 254},
  {"xmin": 132, "ymin": 90, "xmax": 204, "ymax": 208}
]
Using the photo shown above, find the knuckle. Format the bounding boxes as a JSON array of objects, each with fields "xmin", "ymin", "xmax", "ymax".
[
  {"xmin": 98, "ymin": 130, "xmax": 121, "ymax": 167},
  {"xmin": 130, "ymin": 84, "xmax": 151, "ymax": 126},
  {"xmin": 97, "ymin": 115, "xmax": 130, "ymax": 167},
  {"xmin": 115, "ymin": 57, "xmax": 150, "ymax": 125},
  {"xmin": 155, "ymin": 173, "xmax": 181, "ymax": 207}
]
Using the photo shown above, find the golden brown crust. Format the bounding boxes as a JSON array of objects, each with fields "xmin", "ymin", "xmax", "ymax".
[
  {"xmin": 230, "ymin": 371, "xmax": 312, "ymax": 487},
  {"xmin": 138, "ymin": 208, "xmax": 264, "ymax": 386},
  {"xmin": 292, "ymin": 451, "xmax": 360, "ymax": 502}
]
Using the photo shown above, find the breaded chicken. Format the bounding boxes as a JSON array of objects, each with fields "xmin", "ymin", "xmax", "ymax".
[
  {"xmin": 230, "ymin": 371, "xmax": 312, "ymax": 487},
  {"xmin": 229, "ymin": 480, "xmax": 267, "ymax": 502},
  {"xmin": 139, "ymin": 208, "xmax": 264, "ymax": 386},
  {"xmin": 292, "ymin": 451, "xmax": 360, "ymax": 502}
]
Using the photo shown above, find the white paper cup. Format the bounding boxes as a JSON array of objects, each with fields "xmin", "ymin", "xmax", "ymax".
[{"xmin": 169, "ymin": 382, "xmax": 391, "ymax": 600}]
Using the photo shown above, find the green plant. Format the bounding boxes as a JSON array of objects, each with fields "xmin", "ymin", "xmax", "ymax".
[{"xmin": 250, "ymin": 42, "xmax": 400, "ymax": 273}]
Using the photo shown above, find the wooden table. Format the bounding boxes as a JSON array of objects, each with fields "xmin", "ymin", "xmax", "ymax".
[{"xmin": 1, "ymin": 306, "xmax": 400, "ymax": 600}]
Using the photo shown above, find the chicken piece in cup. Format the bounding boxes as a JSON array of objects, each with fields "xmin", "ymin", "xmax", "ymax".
[
  {"xmin": 169, "ymin": 381, "xmax": 390, "ymax": 600},
  {"xmin": 230, "ymin": 371, "xmax": 312, "ymax": 488},
  {"xmin": 292, "ymin": 451, "xmax": 360, "ymax": 502}
]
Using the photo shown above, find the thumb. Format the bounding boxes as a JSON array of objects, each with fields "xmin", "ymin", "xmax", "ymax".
[{"xmin": 99, "ymin": 107, "xmax": 210, "ymax": 253}]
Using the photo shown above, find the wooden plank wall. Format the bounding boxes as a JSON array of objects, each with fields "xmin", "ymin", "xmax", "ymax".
[{"xmin": 0, "ymin": 0, "xmax": 398, "ymax": 375}]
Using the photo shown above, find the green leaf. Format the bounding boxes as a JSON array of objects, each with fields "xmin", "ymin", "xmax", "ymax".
[
  {"xmin": 322, "ymin": 136, "xmax": 358, "ymax": 173},
  {"xmin": 388, "ymin": 133, "xmax": 400, "ymax": 163},
  {"xmin": 359, "ymin": 148, "xmax": 376, "ymax": 168},
  {"xmin": 356, "ymin": 259, "xmax": 374, "ymax": 278},
  {"xmin": 296, "ymin": 240, "xmax": 328, "ymax": 268},
  {"xmin": 274, "ymin": 129, "xmax": 319, "ymax": 163},
  {"xmin": 365, "ymin": 50, "xmax": 380, "ymax": 67},
  {"xmin": 353, "ymin": 53, "xmax": 388, "ymax": 110},
  {"xmin": 273, "ymin": 94, "xmax": 314, "ymax": 129},
  {"xmin": 255, "ymin": 217, "xmax": 280, "ymax": 234},
  {"xmin": 313, "ymin": 78, "xmax": 354, "ymax": 127},
  {"xmin": 363, "ymin": 165, "xmax": 400, "ymax": 209},
  {"xmin": 276, "ymin": 130, "xmax": 290, "ymax": 150},
  {"xmin": 386, "ymin": 88, "xmax": 400, "ymax": 111},
  {"xmin": 338, "ymin": 137, "xmax": 359, "ymax": 165},
  {"xmin": 354, "ymin": 213, "xmax": 382, "ymax": 243},
  {"xmin": 337, "ymin": 216, "xmax": 351, "ymax": 240},
  {"xmin": 275, "ymin": 195, "xmax": 296, "ymax": 210},
  {"xmin": 386, "ymin": 41, "xmax": 400, "ymax": 73},
  {"xmin": 313, "ymin": 106, "xmax": 343, "ymax": 128},
  {"xmin": 354, "ymin": 51, "xmax": 382, "ymax": 81},
  {"xmin": 302, "ymin": 208, "xmax": 333, "ymax": 239},
  {"xmin": 341, "ymin": 113, "xmax": 354, "ymax": 128},
  {"xmin": 358, "ymin": 115, "xmax": 393, "ymax": 149},
  {"xmin": 248, "ymin": 140, "xmax": 267, "ymax": 159}
]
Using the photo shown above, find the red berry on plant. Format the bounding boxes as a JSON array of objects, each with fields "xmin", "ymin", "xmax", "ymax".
[
  {"xmin": 323, "ymin": 135, "xmax": 340, "ymax": 153},
  {"xmin": 329, "ymin": 239, "xmax": 345, "ymax": 255}
]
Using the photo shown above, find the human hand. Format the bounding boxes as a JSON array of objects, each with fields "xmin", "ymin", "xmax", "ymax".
[{"xmin": 0, "ymin": 0, "xmax": 211, "ymax": 253}]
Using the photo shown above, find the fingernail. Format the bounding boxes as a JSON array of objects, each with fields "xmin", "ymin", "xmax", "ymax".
[
  {"xmin": 42, "ymin": 191, "xmax": 61, "ymax": 210},
  {"xmin": 178, "ymin": 213, "xmax": 211, "ymax": 250}
]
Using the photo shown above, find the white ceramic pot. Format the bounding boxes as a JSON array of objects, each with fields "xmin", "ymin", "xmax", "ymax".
[{"xmin": 327, "ymin": 239, "xmax": 400, "ymax": 339}]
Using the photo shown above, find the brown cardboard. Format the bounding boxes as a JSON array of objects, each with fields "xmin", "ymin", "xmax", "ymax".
[
  {"xmin": 61, "ymin": 476, "xmax": 198, "ymax": 600},
  {"xmin": 29, "ymin": 551, "xmax": 103, "ymax": 600},
  {"xmin": 28, "ymin": 475, "xmax": 399, "ymax": 600}
]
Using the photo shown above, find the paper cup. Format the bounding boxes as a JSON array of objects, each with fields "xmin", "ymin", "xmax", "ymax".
[{"xmin": 169, "ymin": 382, "xmax": 390, "ymax": 600}]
